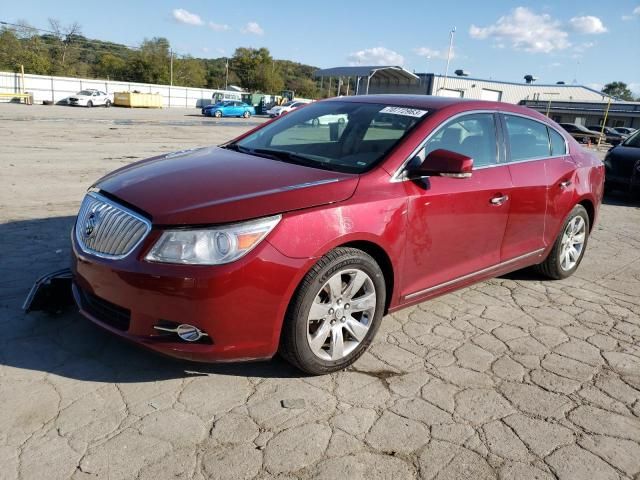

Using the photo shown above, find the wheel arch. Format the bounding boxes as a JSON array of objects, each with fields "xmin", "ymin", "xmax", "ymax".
[
  {"xmin": 337, "ymin": 240, "xmax": 395, "ymax": 314},
  {"xmin": 577, "ymin": 198, "xmax": 595, "ymax": 232}
]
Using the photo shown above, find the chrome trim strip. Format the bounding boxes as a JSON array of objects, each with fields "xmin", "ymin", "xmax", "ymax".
[
  {"xmin": 75, "ymin": 191, "xmax": 152, "ymax": 260},
  {"xmin": 404, "ymin": 248, "xmax": 546, "ymax": 300}
]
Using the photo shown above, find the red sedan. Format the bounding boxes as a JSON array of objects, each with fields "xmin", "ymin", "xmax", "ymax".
[{"xmin": 70, "ymin": 95, "xmax": 604, "ymax": 374}]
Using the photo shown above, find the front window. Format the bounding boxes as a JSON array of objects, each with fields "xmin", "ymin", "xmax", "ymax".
[
  {"xmin": 231, "ymin": 101, "xmax": 429, "ymax": 173},
  {"xmin": 77, "ymin": 90, "xmax": 94, "ymax": 96},
  {"xmin": 623, "ymin": 129, "xmax": 640, "ymax": 148},
  {"xmin": 420, "ymin": 113, "xmax": 497, "ymax": 167}
]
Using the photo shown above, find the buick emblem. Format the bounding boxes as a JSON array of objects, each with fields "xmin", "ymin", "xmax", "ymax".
[{"xmin": 84, "ymin": 211, "xmax": 100, "ymax": 239}]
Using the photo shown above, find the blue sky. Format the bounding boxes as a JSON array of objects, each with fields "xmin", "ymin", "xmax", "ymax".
[{"xmin": 3, "ymin": 1, "xmax": 640, "ymax": 94}]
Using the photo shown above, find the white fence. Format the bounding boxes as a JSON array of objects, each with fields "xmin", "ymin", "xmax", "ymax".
[{"xmin": 0, "ymin": 71, "xmax": 222, "ymax": 108}]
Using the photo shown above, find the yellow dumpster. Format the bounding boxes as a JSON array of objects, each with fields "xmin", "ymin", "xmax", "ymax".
[{"xmin": 113, "ymin": 92, "xmax": 163, "ymax": 108}]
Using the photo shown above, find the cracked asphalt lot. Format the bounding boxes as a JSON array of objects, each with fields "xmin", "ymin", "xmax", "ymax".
[{"xmin": 1, "ymin": 104, "xmax": 640, "ymax": 479}]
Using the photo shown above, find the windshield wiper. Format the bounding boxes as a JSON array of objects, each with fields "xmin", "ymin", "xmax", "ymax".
[
  {"xmin": 221, "ymin": 143, "xmax": 251, "ymax": 153},
  {"xmin": 252, "ymin": 148, "xmax": 322, "ymax": 168}
]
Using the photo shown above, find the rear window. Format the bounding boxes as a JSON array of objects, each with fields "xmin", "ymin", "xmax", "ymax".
[{"xmin": 505, "ymin": 115, "xmax": 551, "ymax": 161}]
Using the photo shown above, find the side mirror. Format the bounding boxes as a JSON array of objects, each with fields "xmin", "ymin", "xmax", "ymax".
[{"xmin": 407, "ymin": 149, "xmax": 473, "ymax": 179}]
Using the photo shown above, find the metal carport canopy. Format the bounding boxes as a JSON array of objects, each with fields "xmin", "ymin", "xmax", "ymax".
[{"xmin": 314, "ymin": 66, "xmax": 419, "ymax": 94}]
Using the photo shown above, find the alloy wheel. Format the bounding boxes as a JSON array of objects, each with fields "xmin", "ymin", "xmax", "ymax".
[
  {"xmin": 306, "ymin": 269, "xmax": 376, "ymax": 361},
  {"xmin": 559, "ymin": 216, "xmax": 586, "ymax": 271}
]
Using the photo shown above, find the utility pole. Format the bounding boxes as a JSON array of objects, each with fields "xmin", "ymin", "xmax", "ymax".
[
  {"xmin": 170, "ymin": 49, "xmax": 173, "ymax": 86},
  {"xmin": 225, "ymin": 58, "xmax": 229, "ymax": 90},
  {"xmin": 442, "ymin": 27, "xmax": 456, "ymax": 93}
]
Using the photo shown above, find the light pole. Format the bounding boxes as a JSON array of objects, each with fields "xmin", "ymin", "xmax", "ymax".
[
  {"xmin": 170, "ymin": 49, "xmax": 173, "ymax": 86},
  {"xmin": 224, "ymin": 58, "xmax": 229, "ymax": 90},
  {"xmin": 543, "ymin": 92, "xmax": 559, "ymax": 117},
  {"xmin": 442, "ymin": 27, "xmax": 456, "ymax": 92}
]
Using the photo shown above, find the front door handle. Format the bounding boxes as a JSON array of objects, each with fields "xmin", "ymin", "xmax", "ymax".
[{"xmin": 490, "ymin": 194, "xmax": 509, "ymax": 206}]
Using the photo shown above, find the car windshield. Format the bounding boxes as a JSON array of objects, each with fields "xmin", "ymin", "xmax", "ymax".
[
  {"xmin": 231, "ymin": 101, "xmax": 429, "ymax": 173},
  {"xmin": 622, "ymin": 129, "xmax": 640, "ymax": 147}
]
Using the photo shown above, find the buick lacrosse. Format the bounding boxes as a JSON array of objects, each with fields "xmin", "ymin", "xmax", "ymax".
[{"xmin": 67, "ymin": 95, "xmax": 603, "ymax": 374}]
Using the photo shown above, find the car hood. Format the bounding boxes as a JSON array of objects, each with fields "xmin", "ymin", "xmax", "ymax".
[
  {"xmin": 609, "ymin": 144, "xmax": 640, "ymax": 161},
  {"xmin": 94, "ymin": 146, "xmax": 359, "ymax": 225}
]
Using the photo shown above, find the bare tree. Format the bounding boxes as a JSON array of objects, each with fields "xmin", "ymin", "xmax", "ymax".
[{"xmin": 48, "ymin": 18, "xmax": 82, "ymax": 68}]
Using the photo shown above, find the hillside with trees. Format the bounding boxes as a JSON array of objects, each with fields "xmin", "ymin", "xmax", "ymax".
[{"xmin": 0, "ymin": 20, "xmax": 321, "ymax": 98}]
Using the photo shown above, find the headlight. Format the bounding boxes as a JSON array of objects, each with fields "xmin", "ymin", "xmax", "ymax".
[{"xmin": 145, "ymin": 215, "xmax": 281, "ymax": 265}]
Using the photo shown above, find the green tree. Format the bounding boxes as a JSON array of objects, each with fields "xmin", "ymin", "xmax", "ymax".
[
  {"xmin": 602, "ymin": 82, "xmax": 634, "ymax": 101},
  {"xmin": 47, "ymin": 18, "xmax": 82, "ymax": 75},
  {"xmin": 95, "ymin": 53, "xmax": 126, "ymax": 79},
  {"xmin": 126, "ymin": 37, "xmax": 170, "ymax": 84},
  {"xmin": 173, "ymin": 57, "xmax": 207, "ymax": 87},
  {"xmin": 231, "ymin": 47, "xmax": 274, "ymax": 91},
  {"xmin": 288, "ymin": 77, "xmax": 319, "ymax": 98},
  {"xmin": 0, "ymin": 28, "xmax": 23, "ymax": 70}
]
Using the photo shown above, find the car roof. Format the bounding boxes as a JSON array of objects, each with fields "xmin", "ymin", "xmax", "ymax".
[{"xmin": 323, "ymin": 94, "xmax": 550, "ymax": 120}]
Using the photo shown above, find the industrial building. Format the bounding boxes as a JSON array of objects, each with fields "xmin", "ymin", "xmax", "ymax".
[{"xmin": 315, "ymin": 66, "xmax": 640, "ymax": 129}]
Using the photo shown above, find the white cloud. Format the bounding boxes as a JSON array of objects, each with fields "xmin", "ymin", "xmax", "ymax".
[
  {"xmin": 469, "ymin": 7, "xmax": 570, "ymax": 53},
  {"xmin": 413, "ymin": 47, "xmax": 452, "ymax": 60},
  {"xmin": 242, "ymin": 21, "xmax": 264, "ymax": 35},
  {"xmin": 172, "ymin": 8, "xmax": 203, "ymax": 26},
  {"xmin": 587, "ymin": 82, "xmax": 604, "ymax": 92},
  {"xmin": 629, "ymin": 82, "xmax": 640, "ymax": 97},
  {"xmin": 569, "ymin": 16, "xmax": 607, "ymax": 34},
  {"xmin": 573, "ymin": 41, "xmax": 596, "ymax": 53},
  {"xmin": 347, "ymin": 47, "xmax": 404, "ymax": 66},
  {"xmin": 622, "ymin": 6, "xmax": 640, "ymax": 20},
  {"xmin": 208, "ymin": 21, "xmax": 230, "ymax": 31}
]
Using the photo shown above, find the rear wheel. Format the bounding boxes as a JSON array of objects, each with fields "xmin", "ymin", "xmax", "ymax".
[
  {"xmin": 243, "ymin": 110, "xmax": 251, "ymax": 118},
  {"xmin": 105, "ymin": 100, "xmax": 111, "ymax": 108},
  {"xmin": 535, "ymin": 204, "xmax": 590, "ymax": 280},
  {"xmin": 280, "ymin": 247, "xmax": 386, "ymax": 375}
]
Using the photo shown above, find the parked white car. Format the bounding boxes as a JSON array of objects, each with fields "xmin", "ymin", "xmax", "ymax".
[
  {"xmin": 308, "ymin": 113, "xmax": 348, "ymax": 126},
  {"xmin": 266, "ymin": 100, "xmax": 310, "ymax": 117},
  {"xmin": 68, "ymin": 89, "xmax": 112, "ymax": 107}
]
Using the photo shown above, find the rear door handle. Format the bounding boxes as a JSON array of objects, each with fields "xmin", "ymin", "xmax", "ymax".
[
  {"xmin": 490, "ymin": 194, "xmax": 509, "ymax": 206},
  {"xmin": 560, "ymin": 180, "xmax": 572, "ymax": 189}
]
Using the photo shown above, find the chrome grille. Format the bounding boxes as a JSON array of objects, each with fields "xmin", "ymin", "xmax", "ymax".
[{"xmin": 75, "ymin": 192, "xmax": 151, "ymax": 259}]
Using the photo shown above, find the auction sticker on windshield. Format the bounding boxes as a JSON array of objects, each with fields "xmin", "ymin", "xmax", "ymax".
[{"xmin": 380, "ymin": 106, "xmax": 428, "ymax": 117}]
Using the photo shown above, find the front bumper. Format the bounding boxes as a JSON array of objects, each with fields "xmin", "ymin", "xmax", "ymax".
[{"xmin": 71, "ymin": 227, "xmax": 310, "ymax": 362}]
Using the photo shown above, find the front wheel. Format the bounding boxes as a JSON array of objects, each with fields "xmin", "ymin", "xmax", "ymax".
[
  {"xmin": 535, "ymin": 204, "xmax": 590, "ymax": 280},
  {"xmin": 214, "ymin": 110, "xmax": 222, "ymax": 118},
  {"xmin": 280, "ymin": 247, "xmax": 386, "ymax": 375},
  {"xmin": 87, "ymin": 101, "xmax": 93, "ymax": 108}
]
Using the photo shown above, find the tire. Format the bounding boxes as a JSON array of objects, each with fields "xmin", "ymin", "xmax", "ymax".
[
  {"xmin": 243, "ymin": 111, "xmax": 251, "ymax": 118},
  {"xmin": 87, "ymin": 101, "xmax": 93, "ymax": 108},
  {"xmin": 280, "ymin": 247, "xmax": 386, "ymax": 375},
  {"xmin": 311, "ymin": 118, "xmax": 320, "ymax": 127},
  {"xmin": 214, "ymin": 110, "xmax": 222, "ymax": 118},
  {"xmin": 535, "ymin": 204, "xmax": 590, "ymax": 280},
  {"xmin": 105, "ymin": 100, "xmax": 111, "ymax": 108}
]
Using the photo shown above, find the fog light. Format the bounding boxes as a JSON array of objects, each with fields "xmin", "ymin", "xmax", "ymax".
[
  {"xmin": 153, "ymin": 322, "xmax": 208, "ymax": 342},
  {"xmin": 176, "ymin": 324, "xmax": 206, "ymax": 342}
]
